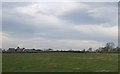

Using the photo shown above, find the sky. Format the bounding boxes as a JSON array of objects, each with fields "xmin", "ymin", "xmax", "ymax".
[{"xmin": 1, "ymin": 2, "xmax": 118, "ymax": 50}]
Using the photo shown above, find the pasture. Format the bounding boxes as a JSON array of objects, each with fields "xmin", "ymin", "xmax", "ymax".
[{"xmin": 2, "ymin": 53, "xmax": 118, "ymax": 72}]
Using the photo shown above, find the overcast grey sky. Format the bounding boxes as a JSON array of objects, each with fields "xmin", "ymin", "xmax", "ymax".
[{"xmin": 1, "ymin": 2, "xmax": 118, "ymax": 50}]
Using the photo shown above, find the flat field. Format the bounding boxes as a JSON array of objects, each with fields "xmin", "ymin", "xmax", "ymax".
[{"xmin": 2, "ymin": 53, "xmax": 118, "ymax": 72}]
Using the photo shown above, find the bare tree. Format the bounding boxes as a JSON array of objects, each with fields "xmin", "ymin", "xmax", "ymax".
[
  {"xmin": 87, "ymin": 48, "xmax": 92, "ymax": 52},
  {"xmin": 105, "ymin": 42, "xmax": 115, "ymax": 52}
]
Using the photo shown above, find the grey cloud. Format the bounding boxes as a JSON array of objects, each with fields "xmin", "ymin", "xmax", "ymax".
[
  {"xmin": 3, "ymin": 14, "xmax": 116, "ymax": 42},
  {"xmin": 2, "ymin": 2, "xmax": 117, "ymax": 42},
  {"xmin": 59, "ymin": 9, "xmax": 107, "ymax": 25},
  {"xmin": 84, "ymin": 2, "xmax": 117, "ymax": 7},
  {"xmin": 2, "ymin": 2, "xmax": 118, "ymax": 49},
  {"xmin": 58, "ymin": 2, "xmax": 117, "ymax": 26},
  {"xmin": 2, "ymin": 2, "xmax": 30, "ymax": 8}
]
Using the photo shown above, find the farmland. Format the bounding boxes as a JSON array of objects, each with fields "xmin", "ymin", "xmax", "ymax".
[{"xmin": 2, "ymin": 53, "xmax": 118, "ymax": 72}]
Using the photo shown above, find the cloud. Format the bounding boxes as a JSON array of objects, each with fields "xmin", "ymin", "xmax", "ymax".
[
  {"xmin": 3, "ymin": 12, "xmax": 117, "ymax": 42},
  {"xmin": 0, "ymin": 32, "xmax": 2, "ymax": 48},
  {"xmin": 2, "ymin": 32, "xmax": 18, "ymax": 48},
  {"xmin": 2, "ymin": 2, "xmax": 118, "ymax": 49},
  {"xmin": 59, "ymin": 2, "xmax": 118, "ymax": 25},
  {"xmin": 2, "ymin": 32, "xmax": 104, "ymax": 50},
  {"xmin": 2, "ymin": 2, "xmax": 29, "ymax": 8},
  {"xmin": 88, "ymin": 3, "xmax": 118, "ymax": 25},
  {"xmin": 59, "ymin": 9, "xmax": 107, "ymax": 24}
]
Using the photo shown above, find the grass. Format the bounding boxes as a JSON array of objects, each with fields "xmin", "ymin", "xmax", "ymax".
[{"xmin": 2, "ymin": 53, "xmax": 118, "ymax": 72}]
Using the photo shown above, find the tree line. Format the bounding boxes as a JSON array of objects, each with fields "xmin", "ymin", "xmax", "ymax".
[{"xmin": 2, "ymin": 42, "xmax": 120, "ymax": 53}]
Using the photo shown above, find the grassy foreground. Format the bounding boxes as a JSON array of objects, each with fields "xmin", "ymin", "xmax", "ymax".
[{"xmin": 2, "ymin": 53, "xmax": 118, "ymax": 72}]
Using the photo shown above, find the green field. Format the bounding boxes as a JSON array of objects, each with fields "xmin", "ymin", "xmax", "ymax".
[{"xmin": 2, "ymin": 53, "xmax": 118, "ymax": 72}]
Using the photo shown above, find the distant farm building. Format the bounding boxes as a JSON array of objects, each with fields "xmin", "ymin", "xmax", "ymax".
[{"xmin": 7, "ymin": 48, "xmax": 16, "ymax": 52}]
